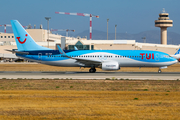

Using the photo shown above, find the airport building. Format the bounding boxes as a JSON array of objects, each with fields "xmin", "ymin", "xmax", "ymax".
[
  {"xmin": 0, "ymin": 28, "xmax": 179, "ymax": 62},
  {"xmin": 0, "ymin": 29, "xmax": 179, "ymax": 53},
  {"xmin": 155, "ymin": 8, "xmax": 173, "ymax": 45}
]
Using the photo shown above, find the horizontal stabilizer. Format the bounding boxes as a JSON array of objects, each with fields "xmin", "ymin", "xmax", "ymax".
[{"xmin": 5, "ymin": 49, "xmax": 29, "ymax": 55}]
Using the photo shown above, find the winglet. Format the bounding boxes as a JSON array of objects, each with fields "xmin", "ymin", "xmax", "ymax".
[
  {"xmin": 74, "ymin": 46, "xmax": 78, "ymax": 50},
  {"xmin": 57, "ymin": 45, "xmax": 69, "ymax": 57}
]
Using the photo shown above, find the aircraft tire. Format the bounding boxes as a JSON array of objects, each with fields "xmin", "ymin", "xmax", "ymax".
[
  {"xmin": 158, "ymin": 69, "xmax": 162, "ymax": 73},
  {"xmin": 89, "ymin": 68, "xmax": 96, "ymax": 73},
  {"xmin": 89, "ymin": 69, "xmax": 94, "ymax": 73}
]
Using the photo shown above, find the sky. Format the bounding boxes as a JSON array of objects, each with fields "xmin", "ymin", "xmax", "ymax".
[{"xmin": 0, "ymin": 0, "xmax": 180, "ymax": 35}]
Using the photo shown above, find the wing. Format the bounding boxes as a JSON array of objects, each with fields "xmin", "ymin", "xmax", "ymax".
[
  {"xmin": 73, "ymin": 57, "xmax": 101, "ymax": 65},
  {"xmin": 57, "ymin": 45, "xmax": 101, "ymax": 66}
]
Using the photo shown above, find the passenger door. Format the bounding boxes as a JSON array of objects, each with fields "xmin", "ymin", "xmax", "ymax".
[
  {"xmin": 38, "ymin": 53, "xmax": 42, "ymax": 60},
  {"xmin": 155, "ymin": 53, "xmax": 159, "ymax": 61}
]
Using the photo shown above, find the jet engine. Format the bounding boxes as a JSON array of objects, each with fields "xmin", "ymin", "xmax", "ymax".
[{"xmin": 102, "ymin": 61, "xmax": 120, "ymax": 70}]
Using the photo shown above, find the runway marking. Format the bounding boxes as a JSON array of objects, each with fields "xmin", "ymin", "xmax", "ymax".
[{"xmin": 0, "ymin": 71, "xmax": 180, "ymax": 80}]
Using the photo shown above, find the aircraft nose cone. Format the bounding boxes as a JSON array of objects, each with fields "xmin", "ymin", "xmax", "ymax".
[{"xmin": 172, "ymin": 58, "xmax": 178, "ymax": 64}]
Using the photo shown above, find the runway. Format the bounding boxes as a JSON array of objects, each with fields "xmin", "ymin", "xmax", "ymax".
[{"xmin": 0, "ymin": 71, "xmax": 180, "ymax": 80}]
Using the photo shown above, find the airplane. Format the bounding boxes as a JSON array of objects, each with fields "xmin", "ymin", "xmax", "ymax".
[
  {"xmin": 7, "ymin": 20, "xmax": 178, "ymax": 73},
  {"xmin": 171, "ymin": 49, "xmax": 180, "ymax": 62},
  {"xmin": 74, "ymin": 46, "xmax": 78, "ymax": 50}
]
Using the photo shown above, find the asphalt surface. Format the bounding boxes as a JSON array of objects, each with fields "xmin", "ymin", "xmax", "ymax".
[{"xmin": 0, "ymin": 71, "xmax": 180, "ymax": 80}]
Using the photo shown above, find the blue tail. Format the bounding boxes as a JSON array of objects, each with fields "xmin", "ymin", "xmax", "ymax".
[
  {"xmin": 174, "ymin": 48, "xmax": 180, "ymax": 55},
  {"xmin": 11, "ymin": 20, "xmax": 52, "ymax": 51}
]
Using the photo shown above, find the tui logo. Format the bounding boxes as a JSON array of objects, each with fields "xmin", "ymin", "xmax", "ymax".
[
  {"xmin": 140, "ymin": 53, "xmax": 154, "ymax": 60},
  {"xmin": 16, "ymin": 34, "xmax": 28, "ymax": 44}
]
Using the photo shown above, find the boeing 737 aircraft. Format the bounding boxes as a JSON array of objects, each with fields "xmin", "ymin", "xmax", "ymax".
[{"xmin": 7, "ymin": 20, "xmax": 178, "ymax": 73}]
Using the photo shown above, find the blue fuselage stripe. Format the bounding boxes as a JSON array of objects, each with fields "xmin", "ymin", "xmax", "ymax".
[{"xmin": 16, "ymin": 50, "xmax": 176, "ymax": 63}]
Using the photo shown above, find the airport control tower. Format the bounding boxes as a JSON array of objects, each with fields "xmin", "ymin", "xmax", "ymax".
[{"xmin": 155, "ymin": 9, "xmax": 173, "ymax": 45}]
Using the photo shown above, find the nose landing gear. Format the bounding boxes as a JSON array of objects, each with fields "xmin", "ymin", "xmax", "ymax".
[
  {"xmin": 158, "ymin": 66, "xmax": 167, "ymax": 73},
  {"xmin": 158, "ymin": 69, "xmax": 162, "ymax": 73}
]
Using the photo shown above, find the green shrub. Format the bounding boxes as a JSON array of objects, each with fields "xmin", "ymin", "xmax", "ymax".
[
  {"xmin": 112, "ymin": 77, "xmax": 115, "ymax": 80},
  {"xmin": 134, "ymin": 98, "xmax": 138, "ymax": 100}
]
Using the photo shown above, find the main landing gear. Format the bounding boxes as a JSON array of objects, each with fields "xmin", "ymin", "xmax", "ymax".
[
  {"xmin": 89, "ymin": 68, "xmax": 96, "ymax": 73},
  {"xmin": 158, "ymin": 69, "xmax": 162, "ymax": 73}
]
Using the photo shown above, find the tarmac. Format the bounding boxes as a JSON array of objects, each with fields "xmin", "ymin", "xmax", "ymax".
[{"xmin": 0, "ymin": 71, "xmax": 180, "ymax": 80}]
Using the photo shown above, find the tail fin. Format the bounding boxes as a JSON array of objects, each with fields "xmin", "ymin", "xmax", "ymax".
[
  {"xmin": 11, "ymin": 20, "xmax": 52, "ymax": 51},
  {"xmin": 174, "ymin": 48, "xmax": 180, "ymax": 55}
]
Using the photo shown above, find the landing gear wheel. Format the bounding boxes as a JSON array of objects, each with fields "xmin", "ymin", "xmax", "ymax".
[
  {"xmin": 89, "ymin": 68, "xmax": 96, "ymax": 73},
  {"xmin": 89, "ymin": 69, "xmax": 93, "ymax": 73},
  {"xmin": 158, "ymin": 69, "xmax": 162, "ymax": 73}
]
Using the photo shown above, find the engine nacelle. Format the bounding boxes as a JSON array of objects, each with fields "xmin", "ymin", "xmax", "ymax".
[{"xmin": 102, "ymin": 61, "xmax": 120, "ymax": 70}]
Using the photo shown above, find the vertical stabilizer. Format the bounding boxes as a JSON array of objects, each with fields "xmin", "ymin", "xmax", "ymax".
[
  {"xmin": 175, "ymin": 48, "xmax": 180, "ymax": 55},
  {"xmin": 11, "ymin": 20, "xmax": 52, "ymax": 51}
]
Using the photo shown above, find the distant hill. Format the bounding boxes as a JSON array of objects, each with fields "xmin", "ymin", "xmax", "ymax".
[{"xmin": 75, "ymin": 30, "xmax": 180, "ymax": 45}]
